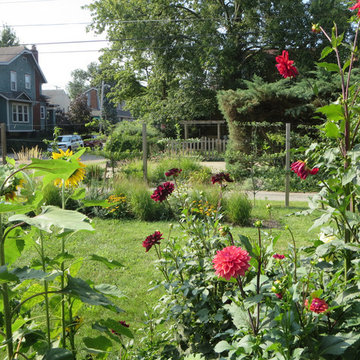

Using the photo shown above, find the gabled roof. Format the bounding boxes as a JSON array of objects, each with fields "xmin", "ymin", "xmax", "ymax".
[
  {"xmin": 0, "ymin": 45, "xmax": 47, "ymax": 83},
  {"xmin": 0, "ymin": 91, "xmax": 33, "ymax": 102}
]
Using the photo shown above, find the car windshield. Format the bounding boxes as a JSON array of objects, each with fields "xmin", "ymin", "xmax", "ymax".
[{"xmin": 58, "ymin": 136, "xmax": 71, "ymax": 142}]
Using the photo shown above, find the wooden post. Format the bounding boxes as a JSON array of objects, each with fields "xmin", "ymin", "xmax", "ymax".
[
  {"xmin": 1, "ymin": 123, "xmax": 6, "ymax": 164},
  {"xmin": 285, "ymin": 123, "xmax": 290, "ymax": 207},
  {"xmin": 142, "ymin": 122, "xmax": 147, "ymax": 183},
  {"xmin": 217, "ymin": 122, "xmax": 221, "ymax": 140},
  {"xmin": 184, "ymin": 124, "xmax": 189, "ymax": 139}
]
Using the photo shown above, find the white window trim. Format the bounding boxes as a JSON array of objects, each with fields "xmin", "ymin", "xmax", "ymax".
[
  {"xmin": 10, "ymin": 71, "xmax": 17, "ymax": 91},
  {"xmin": 40, "ymin": 105, "xmax": 46, "ymax": 120},
  {"xmin": 12, "ymin": 103, "xmax": 30, "ymax": 123},
  {"xmin": 25, "ymin": 74, "xmax": 31, "ymax": 90}
]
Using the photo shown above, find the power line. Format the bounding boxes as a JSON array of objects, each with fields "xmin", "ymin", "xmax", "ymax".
[
  {"xmin": 7, "ymin": 17, "xmax": 216, "ymax": 28},
  {"xmin": 0, "ymin": 0, "xmax": 56, "ymax": 3}
]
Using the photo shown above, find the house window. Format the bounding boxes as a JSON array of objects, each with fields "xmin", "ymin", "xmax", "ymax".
[
  {"xmin": 10, "ymin": 71, "xmax": 17, "ymax": 91},
  {"xmin": 25, "ymin": 74, "xmax": 31, "ymax": 90},
  {"xmin": 40, "ymin": 106, "xmax": 46, "ymax": 120},
  {"xmin": 12, "ymin": 104, "xmax": 30, "ymax": 123}
]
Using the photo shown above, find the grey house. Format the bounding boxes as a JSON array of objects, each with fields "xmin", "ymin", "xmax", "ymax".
[{"xmin": 0, "ymin": 45, "xmax": 51, "ymax": 132}]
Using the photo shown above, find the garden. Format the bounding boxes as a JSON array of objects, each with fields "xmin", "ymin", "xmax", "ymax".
[{"xmin": 2, "ymin": 5, "xmax": 360, "ymax": 360}]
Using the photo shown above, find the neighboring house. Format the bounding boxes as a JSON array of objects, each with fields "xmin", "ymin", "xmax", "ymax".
[
  {"xmin": 43, "ymin": 89, "xmax": 70, "ymax": 113},
  {"xmin": 83, "ymin": 87, "xmax": 133, "ymax": 122},
  {"xmin": 0, "ymin": 45, "xmax": 53, "ymax": 132}
]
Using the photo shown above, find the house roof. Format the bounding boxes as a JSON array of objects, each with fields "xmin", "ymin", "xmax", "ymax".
[
  {"xmin": 0, "ymin": 91, "xmax": 32, "ymax": 102},
  {"xmin": 0, "ymin": 45, "xmax": 47, "ymax": 83}
]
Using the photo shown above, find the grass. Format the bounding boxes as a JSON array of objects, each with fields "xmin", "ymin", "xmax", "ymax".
[{"xmin": 14, "ymin": 199, "xmax": 324, "ymax": 356}]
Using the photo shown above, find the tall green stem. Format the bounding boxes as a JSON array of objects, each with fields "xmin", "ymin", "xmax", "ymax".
[
  {"xmin": 0, "ymin": 215, "xmax": 14, "ymax": 359},
  {"xmin": 39, "ymin": 231, "xmax": 51, "ymax": 347},
  {"xmin": 60, "ymin": 182, "xmax": 66, "ymax": 348}
]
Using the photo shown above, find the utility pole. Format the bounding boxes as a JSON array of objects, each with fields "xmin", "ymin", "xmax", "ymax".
[{"xmin": 99, "ymin": 80, "xmax": 104, "ymax": 133}]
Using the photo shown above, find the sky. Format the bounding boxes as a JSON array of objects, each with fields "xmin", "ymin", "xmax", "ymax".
[{"xmin": 0, "ymin": 0, "xmax": 107, "ymax": 91}]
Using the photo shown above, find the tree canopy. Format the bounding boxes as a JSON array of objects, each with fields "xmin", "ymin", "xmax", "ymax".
[
  {"xmin": 86, "ymin": 0, "xmax": 351, "ymax": 135},
  {"xmin": 0, "ymin": 25, "xmax": 19, "ymax": 47}
]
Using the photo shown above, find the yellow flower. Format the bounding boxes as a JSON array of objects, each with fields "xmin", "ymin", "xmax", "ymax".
[{"xmin": 52, "ymin": 149, "xmax": 86, "ymax": 188}]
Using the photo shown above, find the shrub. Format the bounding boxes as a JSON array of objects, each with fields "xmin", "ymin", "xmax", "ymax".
[{"xmin": 223, "ymin": 192, "xmax": 252, "ymax": 225}]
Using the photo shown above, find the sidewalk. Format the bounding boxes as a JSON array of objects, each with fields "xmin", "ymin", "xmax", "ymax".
[{"xmin": 244, "ymin": 190, "xmax": 316, "ymax": 202}]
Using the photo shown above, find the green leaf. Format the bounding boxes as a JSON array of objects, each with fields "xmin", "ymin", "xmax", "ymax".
[
  {"xmin": 70, "ymin": 187, "xmax": 86, "ymax": 200},
  {"xmin": 320, "ymin": 46, "xmax": 334, "ymax": 60},
  {"xmin": 94, "ymin": 284, "xmax": 125, "ymax": 299},
  {"xmin": 324, "ymin": 121, "xmax": 340, "ymax": 139},
  {"xmin": 318, "ymin": 104, "xmax": 344, "ymax": 121},
  {"xmin": 83, "ymin": 335, "xmax": 113, "ymax": 353},
  {"xmin": 9, "ymin": 206, "xmax": 94, "ymax": 233},
  {"xmin": 0, "ymin": 203, "xmax": 36, "ymax": 214},
  {"xmin": 319, "ymin": 333, "xmax": 360, "ymax": 355},
  {"xmin": 98, "ymin": 318, "xmax": 134, "ymax": 338},
  {"xmin": 238, "ymin": 235, "xmax": 254, "ymax": 257},
  {"xmin": 0, "ymin": 266, "xmax": 19, "ymax": 283},
  {"xmin": 316, "ymin": 62, "xmax": 340, "ymax": 72},
  {"xmin": 342, "ymin": 168, "xmax": 357, "ymax": 185},
  {"xmin": 42, "ymin": 348, "xmax": 73, "ymax": 360},
  {"xmin": 244, "ymin": 294, "xmax": 263, "ymax": 310},
  {"xmin": 214, "ymin": 340, "xmax": 234, "ymax": 353},
  {"xmin": 89, "ymin": 254, "xmax": 124, "ymax": 269},
  {"xmin": 62, "ymin": 275, "xmax": 123, "ymax": 313},
  {"xmin": 11, "ymin": 267, "xmax": 48, "ymax": 281}
]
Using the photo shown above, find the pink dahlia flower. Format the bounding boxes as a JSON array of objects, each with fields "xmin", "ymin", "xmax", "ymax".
[
  {"xmin": 291, "ymin": 160, "xmax": 319, "ymax": 180},
  {"xmin": 273, "ymin": 254, "xmax": 285, "ymax": 260},
  {"xmin": 275, "ymin": 293, "xmax": 283, "ymax": 299},
  {"xmin": 213, "ymin": 246, "xmax": 251, "ymax": 280},
  {"xmin": 150, "ymin": 181, "xmax": 175, "ymax": 202},
  {"xmin": 350, "ymin": 1, "xmax": 360, "ymax": 18},
  {"xmin": 142, "ymin": 231, "xmax": 163, "ymax": 252},
  {"xmin": 309, "ymin": 298, "xmax": 329, "ymax": 314},
  {"xmin": 165, "ymin": 168, "xmax": 182, "ymax": 177},
  {"xmin": 275, "ymin": 50, "xmax": 299, "ymax": 79}
]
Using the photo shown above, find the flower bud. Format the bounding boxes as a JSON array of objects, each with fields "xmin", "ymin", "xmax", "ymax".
[
  {"xmin": 312, "ymin": 24, "xmax": 321, "ymax": 34},
  {"xmin": 254, "ymin": 220, "xmax": 262, "ymax": 228}
]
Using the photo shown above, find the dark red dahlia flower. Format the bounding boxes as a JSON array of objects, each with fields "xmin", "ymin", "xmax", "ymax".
[
  {"xmin": 309, "ymin": 298, "xmax": 328, "ymax": 314},
  {"xmin": 142, "ymin": 231, "xmax": 163, "ymax": 252},
  {"xmin": 213, "ymin": 246, "xmax": 251, "ymax": 280},
  {"xmin": 165, "ymin": 168, "xmax": 182, "ymax": 177},
  {"xmin": 350, "ymin": 1, "xmax": 360, "ymax": 18},
  {"xmin": 211, "ymin": 172, "xmax": 233, "ymax": 185},
  {"xmin": 291, "ymin": 160, "xmax": 319, "ymax": 180},
  {"xmin": 275, "ymin": 50, "xmax": 299, "ymax": 79},
  {"xmin": 150, "ymin": 181, "xmax": 175, "ymax": 202},
  {"xmin": 273, "ymin": 254, "xmax": 285, "ymax": 260},
  {"xmin": 275, "ymin": 293, "xmax": 283, "ymax": 300}
]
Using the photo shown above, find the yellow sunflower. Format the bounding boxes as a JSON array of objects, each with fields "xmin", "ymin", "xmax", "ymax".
[
  {"xmin": 3, "ymin": 178, "xmax": 25, "ymax": 201},
  {"xmin": 52, "ymin": 149, "xmax": 86, "ymax": 188}
]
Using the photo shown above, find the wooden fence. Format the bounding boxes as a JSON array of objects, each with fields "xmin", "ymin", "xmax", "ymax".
[{"xmin": 166, "ymin": 137, "xmax": 228, "ymax": 157}]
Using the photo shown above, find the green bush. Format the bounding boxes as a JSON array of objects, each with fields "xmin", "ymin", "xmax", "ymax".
[
  {"xmin": 223, "ymin": 193, "xmax": 252, "ymax": 225},
  {"xmin": 104, "ymin": 120, "xmax": 163, "ymax": 155}
]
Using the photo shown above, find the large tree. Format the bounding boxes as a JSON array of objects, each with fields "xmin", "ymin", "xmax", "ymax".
[
  {"xmin": 0, "ymin": 25, "xmax": 19, "ymax": 47},
  {"xmin": 87, "ymin": 0, "xmax": 350, "ymax": 135}
]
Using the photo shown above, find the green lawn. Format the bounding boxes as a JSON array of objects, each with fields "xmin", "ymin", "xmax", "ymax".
[{"xmin": 14, "ymin": 199, "xmax": 325, "ymax": 355}]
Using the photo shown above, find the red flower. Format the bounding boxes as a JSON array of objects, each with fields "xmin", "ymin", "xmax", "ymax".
[
  {"xmin": 211, "ymin": 172, "xmax": 233, "ymax": 185},
  {"xmin": 308, "ymin": 298, "xmax": 329, "ymax": 314},
  {"xmin": 165, "ymin": 168, "xmax": 182, "ymax": 177},
  {"xmin": 275, "ymin": 50, "xmax": 299, "ymax": 79},
  {"xmin": 142, "ymin": 231, "xmax": 163, "ymax": 252},
  {"xmin": 273, "ymin": 254, "xmax": 285, "ymax": 260},
  {"xmin": 150, "ymin": 182, "xmax": 175, "ymax": 202},
  {"xmin": 275, "ymin": 293, "xmax": 283, "ymax": 299},
  {"xmin": 213, "ymin": 246, "xmax": 251, "ymax": 280},
  {"xmin": 291, "ymin": 160, "xmax": 319, "ymax": 179},
  {"xmin": 350, "ymin": 1, "xmax": 360, "ymax": 18}
]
